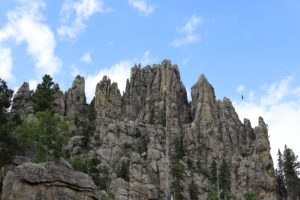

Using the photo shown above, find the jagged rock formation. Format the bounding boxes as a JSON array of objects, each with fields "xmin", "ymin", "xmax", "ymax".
[
  {"xmin": 65, "ymin": 75, "xmax": 88, "ymax": 117},
  {"xmin": 122, "ymin": 60, "xmax": 191, "ymax": 126},
  {"xmin": 1, "ymin": 160, "xmax": 99, "ymax": 200},
  {"xmin": 8, "ymin": 60, "xmax": 278, "ymax": 200},
  {"xmin": 11, "ymin": 82, "xmax": 34, "ymax": 117},
  {"xmin": 53, "ymin": 83, "xmax": 65, "ymax": 115},
  {"xmin": 95, "ymin": 75, "xmax": 122, "ymax": 118}
]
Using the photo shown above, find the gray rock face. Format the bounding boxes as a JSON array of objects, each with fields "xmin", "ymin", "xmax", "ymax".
[
  {"xmin": 1, "ymin": 161, "xmax": 99, "ymax": 200},
  {"xmin": 85, "ymin": 62, "xmax": 276, "ymax": 199},
  {"xmin": 65, "ymin": 75, "xmax": 87, "ymax": 117},
  {"xmin": 11, "ymin": 82, "xmax": 34, "ymax": 117},
  {"xmin": 122, "ymin": 60, "xmax": 191, "ymax": 127},
  {"xmin": 9, "ymin": 61, "xmax": 278, "ymax": 200},
  {"xmin": 95, "ymin": 76, "xmax": 122, "ymax": 118},
  {"xmin": 53, "ymin": 84, "xmax": 65, "ymax": 115}
]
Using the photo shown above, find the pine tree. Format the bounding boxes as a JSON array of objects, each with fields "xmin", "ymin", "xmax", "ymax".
[
  {"xmin": 0, "ymin": 78, "xmax": 18, "ymax": 166},
  {"xmin": 210, "ymin": 159, "xmax": 217, "ymax": 184},
  {"xmin": 32, "ymin": 74, "xmax": 56, "ymax": 113},
  {"xmin": 0, "ymin": 78, "xmax": 13, "ymax": 124},
  {"xmin": 283, "ymin": 145, "xmax": 300, "ymax": 199},
  {"xmin": 276, "ymin": 149, "xmax": 287, "ymax": 199},
  {"xmin": 219, "ymin": 159, "xmax": 231, "ymax": 200}
]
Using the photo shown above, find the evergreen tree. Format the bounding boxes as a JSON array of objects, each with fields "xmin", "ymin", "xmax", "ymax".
[
  {"xmin": 0, "ymin": 78, "xmax": 18, "ymax": 166},
  {"xmin": 32, "ymin": 74, "xmax": 55, "ymax": 113},
  {"xmin": 283, "ymin": 145, "xmax": 300, "ymax": 199},
  {"xmin": 0, "ymin": 78, "xmax": 13, "ymax": 123},
  {"xmin": 276, "ymin": 149, "xmax": 287, "ymax": 199},
  {"xmin": 219, "ymin": 159, "xmax": 231, "ymax": 200},
  {"xmin": 190, "ymin": 178, "xmax": 198, "ymax": 200},
  {"xmin": 210, "ymin": 159, "xmax": 217, "ymax": 184},
  {"xmin": 171, "ymin": 136, "xmax": 185, "ymax": 200}
]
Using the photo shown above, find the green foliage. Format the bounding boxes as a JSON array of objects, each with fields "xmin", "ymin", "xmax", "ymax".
[
  {"xmin": 0, "ymin": 120, "xmax": 21, "ymax": 166},
  {"xmin": 101, "ymin": 194, "xmax": 115, "ymax": 200},
  {"xmin": 171, "ymin": 136, "xmax": 185, "ymax": 199},
  {"xmin": 276, "ymin": 149, "xmax": 287, "ymax": 199},
  {"xmin": 171, "ymin": 158, "xmax": 184, "ymax": 200},
  {"xmin": 79, "ymin": 99, "xmax": 97, "ymax": 148},
  {"xmin": 0, "ymin": 79, "xmax": 19, "ymax": 167},
  {"xmin": 135, "ymin": 135, "xmax": 149, "ymax": 154},
  {"xmin": 174, "ymin": 135, "xmax": 185, "ymax": 159},
  {"xmin": 243, "ymin": 191, "xmax": 257, "ymax": 200},
  {"xmin": 0, "ymin": 78, "xmax": 13, "ymax": 124},
  {"xmin": 219, "ymin": 159, "xmax": 231, "ymax": 199},
  {"xmin": 117, "ymin": 160, "xmax": 130, "ymax": 182},
  {"xmin": 283, "ymin": 145, "xmax": 300, "ymax": 178},
  {"xmin": 207, "ymin": 188, "xmax": 218, "ymax": 200},
  {"xmin": 32, "ymin": 74, "xmax": 56, "ymax": 113},
  {"xmin": 158, "ymin": 107, "xmax": 166, "ymax": 127},
  {"xmin": 18, "ymin": 111, "xmax": 68, "ymax": 162},
  {"xmin": 210, "ymin": 159, "xmax": 217, "ymax": 184},
  {"xmin": 190, "ymin": 179, "xmax": 198, "ymax": 200},
  {"xmin": 196, "ymin": 159, "xmax": 209, "ymax": 178},
  {"xmin": 71, "ymin": 156, "xmax": 110, "ymax": 190},
  {"xmin": 282, "ymin": 145, "xmax": 300, "ymax": 199},
  {"xmin": 208, "ymin": 159, "xmax": 232, "ymax": 200}
]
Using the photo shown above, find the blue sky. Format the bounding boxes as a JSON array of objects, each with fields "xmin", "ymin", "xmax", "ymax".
[{"xmin": 1, "ymin": 0, "xmax": 300, "ymax": 161}]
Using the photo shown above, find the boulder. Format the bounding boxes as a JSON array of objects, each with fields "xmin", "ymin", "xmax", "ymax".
[{"xmin": 1, "ymin": 161, "xmax": 99, "ymax": 200}]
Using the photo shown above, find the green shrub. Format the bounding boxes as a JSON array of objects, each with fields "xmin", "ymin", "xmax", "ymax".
[
  {"xmin": 17, "ymin": 111, "xmax": 68, "ymax": 162},
  {"xmin": 158, "ymin": 107, "xmax": 166, "ymax": 127},
  {"xmin": 243, "ymin": 191, "xmax": 257, "ymax": 200},
  {"xmin": 117, "ymin": 160, "xmax": 130, "ymax": 182},
  {"xmin": 71, "ymin": 156, "xmax": 110, "ymax": 190},
  {"xmin": 196, "ymin": 160, "xmax": 209, "ymax": 178}
]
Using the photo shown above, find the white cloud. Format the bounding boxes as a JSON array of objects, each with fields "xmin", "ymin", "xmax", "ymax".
[
  {"xmin": 28, "ymin": 79, "xmax": 38, "ymax": 91},
  {"xmin": 58, "ymin": 0, "xmax": 111, "ymax": 39},
  {"xmin": 234, "ymin": 76, "xmax": 300, "ymax": 163},
  {"xmin": 85, "ymin": 50, "xmax": 151, "ymax": 102},
  {"xmin": 70, "ymin": 64, "xmax": 86, "ymax": 77},
  {"xmin": 128, "ymin": 0, "xmax": 155, "ymax": 16},
  {"xmin": 236, "ymin": 84, "xmax": 245, "ymax": 92},
  {"xmin": 170, "ymin": 15, "xmax": 202, "ymax": 48},
  {"xmin": 0, "ymin": 48, "xmax": 13, "ymax": 81},
  {"xmin": 182, "ymin": 58, "xmax": 189, "ymax": 66},
  {"xmin": 81, "ymin": 52, "xmax": 92, "ymax": 63},
  {"xmin": 0, "ymin": 0, "xmax": 61, "ymax": 76}
]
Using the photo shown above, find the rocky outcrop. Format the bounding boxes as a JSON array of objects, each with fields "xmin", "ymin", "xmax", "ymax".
[
  {"xmin": 1, "ymin": 161, "xmax": 99, "ymax": 200},
  {"xmin": 122, "ymin": 60, "xmax": 191, "ymax": 127},
  {"xmin": 11, "ymin": 82, "xmax": 34, "ymax": 117},
  {"xmin": 95, "ymin": 76, "xmax": 122, "ymax": 118},
  {"xmin": 84, "ymin": 62, "xmax": 276, "ymax": 199},
  {"xmin": 9, "ymin": 61, "xmax": 278, "ymax": 200},
  {"xmin": 53, "ymin": 83, "xmax": 65, "ymax": 115},
  {"xmin": 65, "ymin": 75, "xmax": 88, "ymax": 117}
]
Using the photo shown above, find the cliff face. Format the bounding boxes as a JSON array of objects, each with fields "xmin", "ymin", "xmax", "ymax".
[
  {"xmin": 1, "ymin": 158, "xmax": 99, "ymax": 200},
  {"xmin": 7, "ymin": 60, "xmax": 277, "ymax": 200}
]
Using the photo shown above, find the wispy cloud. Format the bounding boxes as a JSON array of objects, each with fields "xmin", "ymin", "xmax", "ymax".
[
  {"xmin": 0, "ymin": 0, "xmax": 61, "ymax": 77},
  {"xmin": 128, "ymin": 0, "xmax": 154, "ymax": 16},
  {"xmin": 236, "ymin": 84, "xmax": 245, "ymax": 92},
  {"xmin": 70, "ymin": 64, "xmax": 86, "ymax": 78},
  {"xmin": 170, "ymin": 15, "xmax": 202, "ymax": 48},
  {"xmin": 0, "ymin": 48, "xmax": 13, "ymax": 81},
  {"xmin": 182, "ymin": 58, "xmax": 189, "ymax": 66},
  {"xmin": 58, "ymin": 0, "xmax": 111, "ymax": 39},
  {"xmin": 81, "ymin": 51, "xmax": 92, "ymax": 63},
  {"xmin": 85, "ymin": 50, "xmax": 151, "ymax": 102},
  {"xmin": 234, "ymin": 76, "xmax": 300, "ymax": 161}
]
